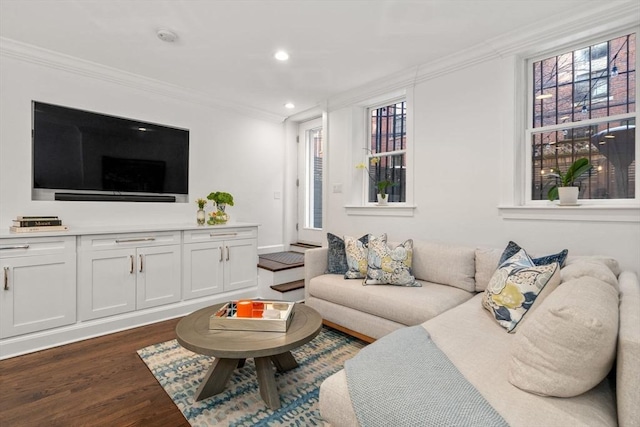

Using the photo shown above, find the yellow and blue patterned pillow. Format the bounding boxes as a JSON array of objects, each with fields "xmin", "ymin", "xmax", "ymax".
[
  {"xmin": 498, "ymin": 241, "xmax": 568, "ymax": 268},
  {"xmin": 364, "ymin": 235, "xmax": 418, "ymax": 286},
  {"xmin": 327, "ymin": 233, "xmax": 369, "ymax": 274},
  {"xmin": 344, "ymin": 234, "xmax": 385, "ymax": 279},
  {"xmin": 483, "ymin": 249, "xmax": 559, "ymax": 332}
]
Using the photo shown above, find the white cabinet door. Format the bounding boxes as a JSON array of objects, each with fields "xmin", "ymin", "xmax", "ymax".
[
  {"xmin": 224, "ymin": 238, "xmax": 258, "ymax": 292},
  {"xmin": 182, "ymin": 242, "xmax": 224, "ymax": 300},
  {"xmin": 78, "ymin": 248, "xmax": 136, "ymax": 321},
  {"xmin": 136, "ymin": 245, "xmax": 181, "ymax": 309},
  {"xmin": 0, "ymin": 253, "xmax": 76, "ymax": 339}
]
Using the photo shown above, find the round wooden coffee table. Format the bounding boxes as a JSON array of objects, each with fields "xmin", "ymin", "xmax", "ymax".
[{"xmin": 175, "ymin": 303, "xmax": 322, "ymax": 409}]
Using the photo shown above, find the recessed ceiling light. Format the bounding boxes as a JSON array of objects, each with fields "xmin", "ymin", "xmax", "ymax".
[
  {"xmin": 138, "ymin": 127, "xmax": 148, "ymax": 132},
  {"xmin": 275, "ymin": 50, "xmax": 290, "ymax": 61},
  {"xmin": 284, "ymin": 103, "xmax": 295, "ymax": 109}
]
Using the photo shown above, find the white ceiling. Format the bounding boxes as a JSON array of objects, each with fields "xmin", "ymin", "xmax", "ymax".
[{"xmin": 0, "ymin": 0, "xmax": 626, "ymax": 120}]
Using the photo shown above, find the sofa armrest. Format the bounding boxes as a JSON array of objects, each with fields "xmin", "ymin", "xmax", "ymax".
[
  {"xmin": 616, "ymin": 270, "xmax": 640, "ymax": 427},
  {"xmin": 304, "ymin": 247, "xmax": 328, "ymax": 301}
]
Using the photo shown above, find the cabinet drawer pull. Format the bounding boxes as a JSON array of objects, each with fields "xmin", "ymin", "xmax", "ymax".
[
  {"xmin": 129, "ymin": 255, "xmax": 134, "ymax": 274},
  {"xmin": 219, "ymin": 247, "xmax": 223, "ymax": 262},
  {"xmin": 0, "ymin": 245, "xmax": 30, "ymax": 250},
  {"xmin": 209, "ymin": 232, "xmax": 238, "ymax": 238},
  {"xmin": 115, "ymin": 237, "xmax": 156, "ymax": 244},
  {"xmin": 139, "ymin": 254, "xmax": 144, "ymax": 272},
  {"xmin": 226, "ymin": 246, "xmax": 230, "ymax": 261},
  {"xmin": 3, "ymin": 267, "xmax": 8, "ymax": 290}
]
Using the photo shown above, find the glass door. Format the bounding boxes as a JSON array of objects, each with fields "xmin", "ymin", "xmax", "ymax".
[{"xmin": 297, "ymin": 118, "xmax": 323, "ymax": 245}]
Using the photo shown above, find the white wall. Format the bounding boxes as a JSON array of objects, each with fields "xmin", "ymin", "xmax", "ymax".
[
  {"xmin": 322, "ymin": 56, "xmax": 640, "ymax": 273},
  {"xmin": 0, "ymin": 53, "xmax": 285, "ymax": 251}
]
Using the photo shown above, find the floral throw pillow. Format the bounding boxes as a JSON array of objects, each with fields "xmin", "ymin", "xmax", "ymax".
[
  {"xmin": 483, "ymin": 249, "xmax": 560, "ymax": 332},
  {"xmin": 498, "ymin": 241, "xmax": 568, "ymax": 268},
  {"xmin": 345, "ymin": 234, "xmax": 385, "ymax": 279},
  {"xmin": 364, "ymin": 236, "xmax": 418, "ymax": 287},
  {"xmin": 326, "ymin": 233, "xmax": 369, "ymax": 274}
]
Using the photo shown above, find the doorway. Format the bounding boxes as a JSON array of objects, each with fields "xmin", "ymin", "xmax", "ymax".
[{"xmin": 296, "ymin": 118, "xmax": 323, "ymax": 245}]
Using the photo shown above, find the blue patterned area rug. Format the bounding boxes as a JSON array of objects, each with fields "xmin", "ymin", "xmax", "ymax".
[{"xmin": 137, "ymin": 327, "xmax": 365, "ymax": 426}]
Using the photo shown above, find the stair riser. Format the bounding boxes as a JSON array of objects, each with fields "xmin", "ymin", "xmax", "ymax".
[
  {"xmin": 258, "ymin": 266, "xmax": 303, "ymax": 286},
  {"xmin": 258, "ymin": 287, "xmax": 305, "ymax": 302}
]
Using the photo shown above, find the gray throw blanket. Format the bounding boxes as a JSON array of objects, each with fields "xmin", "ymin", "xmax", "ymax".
[{"xmin": 344, "ymin": 326, "xmax": 509, "ymax": 427}]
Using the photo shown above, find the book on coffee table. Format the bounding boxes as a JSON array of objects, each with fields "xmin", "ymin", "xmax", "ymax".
[{"xmin": 209, "ymin": 300, "xmax": 295, "ymax": 332}]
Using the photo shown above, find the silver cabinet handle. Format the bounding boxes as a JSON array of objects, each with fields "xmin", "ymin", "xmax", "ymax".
[
  {"xmin": 139, "ymin": 254, "xmax": 144, "ymax": 272},
  {"xmin": 0, "ymin": 245, "xmax": 30, "ymax": 250},
  {"xmin": 219, "ymin": 246, "xmax": 223, "ymax": 262},
  {"xmin": 226, "ymin": 246, "xmax": 230, "ymax": 261},
  {"xmin": 129, "ymin": 255, "xmax": 134, "ymax": 274},
  {"xmin": 3, "ymin": 267, "xmax": 8, "ymax": 290},
  {"xmin": 210, "ymin": 232, "xmax": 238, "ymax": 238},
  {"xmin": 115, "ymin": 237, "xmax": 156, "ymax": 244}
]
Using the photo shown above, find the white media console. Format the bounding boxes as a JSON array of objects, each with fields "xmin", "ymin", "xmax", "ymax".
[{"xmin": 0, "ymin": 222, "xmax": 259, "ymax": 359}]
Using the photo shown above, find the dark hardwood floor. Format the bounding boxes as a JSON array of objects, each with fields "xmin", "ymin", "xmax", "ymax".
[{"xmin": 0, "ymin": 318, "xmax": 189, "ymax": 427}]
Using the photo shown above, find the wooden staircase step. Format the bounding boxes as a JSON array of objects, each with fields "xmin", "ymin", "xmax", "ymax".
[
  {"xmin": 270, "ymin": 280, "xmax": 304, "ymax": 293},
  {"xmin": 258, "ymin": 251, "xmax": 304, "ymax": 272},
  {"xmin": 289, "ymin": 242, "xmax": 321, "ymax": 253}
]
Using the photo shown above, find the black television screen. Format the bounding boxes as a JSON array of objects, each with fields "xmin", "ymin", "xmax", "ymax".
[{"xmin": 32, "ymin": 101, "xmax": 189, "ymax": 202}]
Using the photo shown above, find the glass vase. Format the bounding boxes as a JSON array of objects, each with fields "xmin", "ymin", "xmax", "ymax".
[{"xmin": 196, "ymin": 209, "xmax": 206, "ymax": 225}]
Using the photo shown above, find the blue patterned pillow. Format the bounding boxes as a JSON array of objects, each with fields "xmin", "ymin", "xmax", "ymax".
[
  {"xmin": 364, "ymin": 236, "xmax": 418, "ymax": 286},
  {"xmin": 498, "ymin": 241, "xmax": 568, "ymax": 268},
  {"xmin": 326, "ymin": 233, "xmax": 368, "ymax": 274},
  {"xmin": 345, "ymin": 233, "xmax": 386, "ymax": 279},
  {"xmin": 483, "ymin": 249, "xmax": 560, "ymax": 332}
]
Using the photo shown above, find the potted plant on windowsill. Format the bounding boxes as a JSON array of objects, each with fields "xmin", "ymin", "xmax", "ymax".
[
  {"xmin": 207, "ymin": 192, "xmax": 234, "ymax": 224},
  {"xmin": 547, "ymin": 157, "xmax": 592, "ymax": 205},
  {"xmin": 356, "ymin": 150, "xmax": 397, "ymax": 205}
]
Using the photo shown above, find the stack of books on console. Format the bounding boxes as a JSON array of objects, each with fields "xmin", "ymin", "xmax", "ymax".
[{"xmin": 9, "ymin": 216, "xmax": 69, "ymax": 233}]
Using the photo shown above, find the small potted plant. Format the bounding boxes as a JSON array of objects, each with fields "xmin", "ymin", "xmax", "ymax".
[
  {"xmin": 195, "ymin": 198, "xmax": 207, "ymax": 225},
  {"xmin": 356, "ymin": 150, "xmax": 396, "ymax": 205},
  {"xmin": 207, "ymin": 192, "xmax": 234, "ymax": 224},
  {"xmin": 547, "ymin": 157, "xmax": 592, "ymax": 205}
]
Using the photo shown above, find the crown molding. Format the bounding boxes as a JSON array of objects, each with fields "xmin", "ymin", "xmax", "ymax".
[
  {"xmin": 327, "ymin": 1, "xmax": 639, "ymax": 111},
  {"xmin": 0, "ymin": 37, "xmax": 286, "ymax": 123}
]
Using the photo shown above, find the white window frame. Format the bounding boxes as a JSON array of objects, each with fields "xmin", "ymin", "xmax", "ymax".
[
  {"xmin": 500, "ymin": 26, "xmax": 640, "ymax": 223},
  {"xmin": 345, "ymin": 89, "xmax": 416, "ymax": 217}
]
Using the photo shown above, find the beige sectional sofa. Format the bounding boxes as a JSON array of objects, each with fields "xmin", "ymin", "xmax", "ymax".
[{"xmin": 304, "ymin": 240, "xmax": 640, "ymax": 427}]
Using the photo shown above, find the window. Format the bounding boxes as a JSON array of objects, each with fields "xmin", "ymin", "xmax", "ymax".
[
  {"xmin": 529, "ymin": 33, "xmax": 636, "ymax": 201},
  {"xmin": 365, "ymin": 100, "xmax": 407, "ymax": 203}
]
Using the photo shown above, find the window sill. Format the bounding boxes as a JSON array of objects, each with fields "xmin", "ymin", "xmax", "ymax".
[
  {"xmin": 345, "ymin": 204, "xmax": 416, "ymax": 217},
  {"xmin": 498, "ymin": 204, "xmax": 640, "ymax": 223}
]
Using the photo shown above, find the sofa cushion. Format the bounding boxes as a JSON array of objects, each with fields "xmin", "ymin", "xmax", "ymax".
[
  {"xmin": 483, "ymin": 249, "xmax": 560, "ymax": 332},
  {"xmin": 499, "ymin": 241, "xmax": 568, "ymax": 267},
  {"xmin": 308, "ymin": 274, "xmax": 473, "ymax": 326},
  {"xmin": 345, "ymin": 234, "xmax": 385, "ymax": 279},
  {"xmin": 364, "ymin": 237, "xmax": 417, "ymax": 286},
  {"xmin": 508, "ymin": 276, "xmax": 619, "ymax": 397},
  {"xmin": 565, "ymin": 255, "xmax": 621, "ymax": 277},
  {"xmin": 475, "ymin": 247, "xmax": 502, "ymax": 292},
  {"xmin": 422, "ymin": 295, "xmax": 617, "ymax": 427},
  {"xmin": 411, "ymin": 241, "xmax": 476, "ymax": 292},
  {"xmin": 561, "ymin": 258, "xmax": 619, "ymax": 289},
  {"xmin": 326, "ymin": 233, "xmax": 368, "ymax": 274}
]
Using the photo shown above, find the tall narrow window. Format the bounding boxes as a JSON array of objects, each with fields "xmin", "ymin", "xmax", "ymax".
[
  {"xmin": 367, "ymin": 100, "xmax": 407, "ymax": 203},
  {"xmin": 529, "ymin": 33, "xmax": 636, "ymax": 201}
]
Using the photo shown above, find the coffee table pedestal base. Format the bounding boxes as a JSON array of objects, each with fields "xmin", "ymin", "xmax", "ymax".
[{"xmin": 194, "ymin": 351, "xmax": 299, "ymax": 409}]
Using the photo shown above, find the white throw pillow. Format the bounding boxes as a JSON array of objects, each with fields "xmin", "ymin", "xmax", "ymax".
[
  {"xmin": 508, "ymin": 276, "xmax": 619, "ymax": 397},
  {"xmin": 561, "ymin": 259, "xmax": 619, "ymax": 290}
]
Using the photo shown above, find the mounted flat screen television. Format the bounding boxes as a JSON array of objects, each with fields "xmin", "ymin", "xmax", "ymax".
[{"xmin": 32, "ymin": 101, "xmax": 189, "ymax": 202}]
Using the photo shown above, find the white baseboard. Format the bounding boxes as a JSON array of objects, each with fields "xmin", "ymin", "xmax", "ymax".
[{"xmin": 257, "ymin": 244, "xmax": 285, "ymax": 255}]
